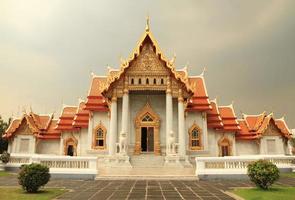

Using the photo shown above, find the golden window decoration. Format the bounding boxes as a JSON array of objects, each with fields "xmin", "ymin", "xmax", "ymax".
[
  {"xmin": 92, "ymin": 123, "xmax": 107, "ymax": 149},
  {"xmin": 189, "ymin": 124, "xmax": 202, "ymax": 150}
]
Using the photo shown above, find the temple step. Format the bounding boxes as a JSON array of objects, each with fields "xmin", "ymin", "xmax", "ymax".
[
  {"xmin": 96, "ymin": 167, "xmax": 196, "ymax": 179},
  {"xmin": 130, "ymin": 154, "xmax": 165, "ymax": 168}
]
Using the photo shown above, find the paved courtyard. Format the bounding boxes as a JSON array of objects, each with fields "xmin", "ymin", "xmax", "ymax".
[{"xmin": 1, "ymin": 175, "xmax": 295, "ymax": 200}]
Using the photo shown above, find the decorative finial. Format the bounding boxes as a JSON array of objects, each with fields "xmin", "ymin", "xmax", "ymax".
[
  {"xmin": 200, "ymin": 67, "xmax": 207, "ymax": 77},
  {"xmin": 145, "ymin": 15, "xmax": 150, "ymax": 32}
]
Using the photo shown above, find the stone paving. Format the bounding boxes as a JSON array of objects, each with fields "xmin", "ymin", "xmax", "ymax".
[{"xmin": 1, "ymin": 175, "xmax": 295, "ymax": 200}]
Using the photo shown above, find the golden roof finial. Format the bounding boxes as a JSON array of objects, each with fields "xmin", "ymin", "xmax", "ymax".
[{"xmin": 145, "ymin": 15, "xmax": 150, "ymax": 32}]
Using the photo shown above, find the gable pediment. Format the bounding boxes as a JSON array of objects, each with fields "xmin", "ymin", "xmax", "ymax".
[{"xmin": 263, "ymin": 120, "xmax": 282, "ymax": 137}]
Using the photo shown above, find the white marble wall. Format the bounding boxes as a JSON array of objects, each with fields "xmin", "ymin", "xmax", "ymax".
[
  {"xmin": 11, "ymin": 135, "xmax": 35, "ymax": 154},
  {"xmin": 37, "ymin": 140, "xmax": 60, "ymax": 155},
  {"xmin": 236, "ymin": 140, "xmax": 259, "ymax": 155},
  {"xmin": 260, "ymin": 136, "xmax": 286, "ymax": 155}
]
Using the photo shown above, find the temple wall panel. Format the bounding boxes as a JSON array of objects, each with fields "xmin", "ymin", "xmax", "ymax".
[
  {"xmin": 37, "ymin": 140, "xmax": 59, "ymax": 155},
  {"xmin": 236, "ymin": 140, "xmax": 259, "ymax": 155},
  {"xmin": 260, "ymin": 136, "xmax": 286, "ymax": 155}
]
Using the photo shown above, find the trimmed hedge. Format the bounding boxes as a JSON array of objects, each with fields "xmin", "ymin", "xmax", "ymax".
[
  {"xmin": 247, "ymin": 159, "xmax": 279, "ymax": 190},
  {"xmin": 18, "ymin": 163, "xmax": 50, "ymax": 193},
  {"xmin": 0, "ymin": 151, "xmax": 10, "ymax": 164}
]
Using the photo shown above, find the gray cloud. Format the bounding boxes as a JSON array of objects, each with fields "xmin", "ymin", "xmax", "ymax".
[{"xmin": 0, "ymin": 0, "xmax": 294, "ymax": 128}]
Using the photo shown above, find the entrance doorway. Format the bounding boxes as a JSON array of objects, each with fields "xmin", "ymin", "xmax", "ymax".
[
  {"xmin": 141, "ymin": 127, "xmax": 154, "ymax": 152},
  {"xmin": 134, "ymin": 103, "xmax": 161, "ymax": 155},
  {"xmin": 67, "ymin": 145, "xmax": 74, "ymax": 156}
]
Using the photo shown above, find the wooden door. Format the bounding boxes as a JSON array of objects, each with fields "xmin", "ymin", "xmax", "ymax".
[{"xmin": 147, "ymin": 127, "xmax": 154, "ymax": 152}]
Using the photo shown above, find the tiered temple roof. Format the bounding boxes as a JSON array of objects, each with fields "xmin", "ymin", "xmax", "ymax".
[
  {"xmin": 236, "ymin": 112, "xmax": 291, "ymax": 140},
  {"xmin": 55, "ymin": 106, "xmax": 79, "ymax": 131},
  {"xmin": 73, "ymin": 101, "xmax": 90, "ymax": 128},
  {"xmin": 84, "ymin": 76, "xmax": 109, "ymax": 112},
  {"xmin": 206, "ymin": 99, "xmax": 223, "ymax": 129},
  {"xmin": 186, "ymin": 75, "xmax": 211, "ymax": 112},
  {"xmin": 3, "ymin": 112, "xmax": 60, "ymax": 140},
  {"xmin": 218, "ymin": 105, "xmax": 241, "ymax": 132}
]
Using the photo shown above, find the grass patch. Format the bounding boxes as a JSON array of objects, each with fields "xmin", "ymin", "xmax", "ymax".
[
  {"xmin": 233, "ymin": 187, "xmax": 295, "ymax": 200},
  {"xmin": 0, "ymin": 171, "xmax": 13, "ymax": 177},
  {"xmin": 0, "ymin": 187, "xmax": 66, "ymax": 200},
  {"xmin": 280, "ymin": 172, "xmax": 295, "ymax": 178}
]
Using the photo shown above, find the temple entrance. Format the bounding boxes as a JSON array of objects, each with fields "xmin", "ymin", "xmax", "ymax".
[
  {"xmin": 141, "ymin": 127, "xmax": 154, "ymax": 152},
  {"xmin": 67, "ymin": 145, "xmax": 74, "ymax": 156},
  {"xmin": 134, "ymin": 102, "xmax": 160, "ymax": 155}
]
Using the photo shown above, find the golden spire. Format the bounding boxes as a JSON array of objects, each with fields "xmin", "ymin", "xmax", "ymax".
[{"xmin": 145, "ymin": 15, "xmax": 150, "ymax": 32}]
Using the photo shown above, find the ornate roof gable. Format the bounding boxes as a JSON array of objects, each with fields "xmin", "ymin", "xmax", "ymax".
[{"xmin": 102, "ymin": 19, "xmax": 193, "ymax": 99}]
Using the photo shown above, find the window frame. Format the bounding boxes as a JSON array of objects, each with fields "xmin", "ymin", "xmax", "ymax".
[
  {"xmin": 92, "ymin": 123, "xmax": 107, "ymax": 150},
  {"xmin": 188, "ymin": 124, "xmax": 202, "ymax": 150}
]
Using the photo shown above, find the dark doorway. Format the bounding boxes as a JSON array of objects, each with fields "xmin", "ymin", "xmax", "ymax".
[
  {"xmin": 221, "ymin": 145, "xmax": 229, "ymax": 157},
  {"xmin": 141, "ymin": 127, "xmax": 154, "ymax": 152},
  {"xmin": 67, "ymin": 145, "xmax": 74, "ymax": 156}
]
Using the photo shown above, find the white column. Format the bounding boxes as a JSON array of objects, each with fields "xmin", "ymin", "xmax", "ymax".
[
  {"xmin": 109, "ymin": 96, "xmax": 118, "ymax": 155},
  {"xmin": 121, "ymin": 91, "xmax": 129, "ymax": 134},
  {"xmin": 59, "ymin": 136, "xmax": 64, "ymax": 155},
  {"xmin": 202, "ymin": 112, "xmax": 208, "ymax": 151},
  {"xmin": 87, "ymin": 112, "xmax": 93, "ymax": 150},
  {"xmin": 178, "ymin": 94, "xmax": 186, "ymax": 156},
  {"xmin": 166, "ymin": 81, "xmax": 173, "ymax": 153}
]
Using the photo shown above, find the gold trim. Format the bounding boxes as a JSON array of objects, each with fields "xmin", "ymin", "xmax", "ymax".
[
  {"xmin": 218, "ymin": 135, "xmax": 233, "ymax": 156},
  {"xmin": 188, "ymin": 123, "xmax": 202, "ymax": 150},
  {"xmin": 92, "ymin": 122, "xmax": 107, "ymax": 150},
  {"xmin": 134, "ymin": 102, "xmax": 161, "ymax": 155}
]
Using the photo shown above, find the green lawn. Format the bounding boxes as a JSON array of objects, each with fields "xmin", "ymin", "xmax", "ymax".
[
  {"xmin": 281, "ymin": 172, "xmax": 295, "ymax": 178},
  {"xmin": 233, "ymin": 187, "xmax": 295, "ymax": 200},
  {"xmin": 0, "ymin": 187, "xmax": 66, "ymax": 200},
  {"xmin": 0, "ymin": 171, "xmax": 14, "ymax": 177}
]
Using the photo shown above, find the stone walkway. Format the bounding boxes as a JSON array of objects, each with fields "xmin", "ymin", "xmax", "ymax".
[{"xmin": 1, "ymin": 175, "xmax": 295, "ymax": 200}]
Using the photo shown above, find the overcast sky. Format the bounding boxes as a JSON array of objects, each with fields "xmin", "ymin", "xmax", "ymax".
[{"xmin": 1, "ymin": 0, "xmax": 295, "ymax": 128}]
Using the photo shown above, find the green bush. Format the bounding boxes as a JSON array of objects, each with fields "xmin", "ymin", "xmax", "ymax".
[
  {"xmin": 0, "ymin": 151, "xmax": 10, "ymax": 164},
  {"xmin": 18, "ymin": 163, "xmax": 50, "ymax": 193},
  {"xmin": 247, "ymin": 159, "xmax": 279, "ymax": 190}
]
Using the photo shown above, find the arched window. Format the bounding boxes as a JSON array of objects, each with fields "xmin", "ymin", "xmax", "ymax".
[
  {"xmin": 146, "ymin": 78, "xmax": 149, "ymax": 85},
  {"xmin": 153, "ymin": 78, "xmax": 157, "ymax": 84},
  {"xmin": 92, "ymin": 123, "xmax": 107, "ymax": 149},
  {"xmin": 189, "ymin": 124, "xmax": 202, "ymax": 150},
  {"xmin": 161, "ymin": 78, "xmax": 164, "ymax": 85},
  {"xmin": 138, "ymin": 78, "xmax": 142, "ymax": 84},
  {"xmin": 131, "ymin": 78, "xmax": 134, "ymax": 84},
  {"xmin": 218, "ymin": 137, "xmax": 232, "ymax": 157}
]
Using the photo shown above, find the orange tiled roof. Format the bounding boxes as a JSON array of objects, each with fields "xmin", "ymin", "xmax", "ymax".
[
  {"xmin": 73, "ymin": 101, "xmax": 90, "ymax": 128},
  {"xmin": 186, "ymin": 76, "xmax": 211, "ymax": 112},
  {"xmin": 207, "ymin": 99, "xmax": 223, "ymax": 129},
  {"xmin": 55, "ymin": 106, "xmax": 79, "ymax": 131},
  {"xmin": 218, "ymin": 105, "xmax": 241, "ymax": 132},
  {"xmin": 85, "ymin": 76, "xmax": 109, "ymax": 112},
  {"xmin": 236, "ymin": 113, "xmax": 291, "ymax": 140},
  {"xmin": 3, "ymin": 112, "xmax": 61, "ymax": 140}
]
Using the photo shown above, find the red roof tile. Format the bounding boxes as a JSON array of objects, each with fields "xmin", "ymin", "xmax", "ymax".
[
  {"xmin": 85, "ymin": 76, "xmax": 109, "ymax": 111},
  {"xmin": 207, "ymin": 100, "xmax": 223, "ymax": 129},
  {"xmin": 73, "ymin": 101, "xmax": 90, "ymax": 128},
  {"xmin": 186, "ymin": 76, "xmax": 211, "ymax": 112}
]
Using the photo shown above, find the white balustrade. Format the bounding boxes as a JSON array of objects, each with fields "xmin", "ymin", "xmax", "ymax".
[
  {"xmin": 6, "ymin": 153, "xmax": 97, "ymax": 176},
  {"xmin": 196, "ymin": 155, "xmax": 295, "ymax": 177}
]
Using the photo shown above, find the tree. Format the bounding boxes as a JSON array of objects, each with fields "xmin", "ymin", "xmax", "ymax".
[{"xmin": 0, "ymin": 116, "xmax": 11, "ymax": 153}]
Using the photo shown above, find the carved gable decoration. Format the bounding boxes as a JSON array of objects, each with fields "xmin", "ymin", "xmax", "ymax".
[
  {"xmin": 263, "ymin": 120, "xmax": 281, "ymax": 137},
  {"xmin": 15, "ymin": 119, "xmax": 33, "ymax": 135},
  {"xmin": 126, "ymin": 41, "xmax": 169, "ymax": 76}
]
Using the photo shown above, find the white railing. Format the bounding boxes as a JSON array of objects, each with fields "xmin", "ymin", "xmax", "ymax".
[
  {"xmin": 196, "ymin": 155, "xmax": 295, "ymax": 176},
  {"xmin": 6, "ymin": 153, "xmax": 97, "ymax": 176}
]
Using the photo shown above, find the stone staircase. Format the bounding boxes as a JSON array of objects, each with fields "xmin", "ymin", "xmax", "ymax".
[
  {"xmin": 130, "ymin": 154, "xmax": 165, "ymax": 168},
  {"xmin": 96, "ymin": 154, "xmax": 197, "ymax": 180}
]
